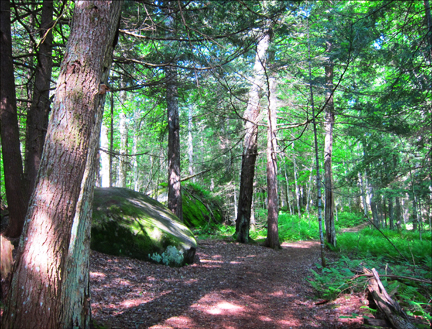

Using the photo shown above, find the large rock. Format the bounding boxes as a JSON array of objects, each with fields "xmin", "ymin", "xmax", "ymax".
[{"xmin": 91, "ymin": 187, "xmax": 196, "ymax": 265}]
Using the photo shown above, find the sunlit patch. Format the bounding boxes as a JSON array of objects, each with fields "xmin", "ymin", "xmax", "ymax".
[
  {"xmin": 200, "ymin": 259, "xmax": 223, "ymax": 264},
  {"xmin": 206, "ymin": 302, "xmax": 244, "ymax": 315},
  {"xmin": 281, "ymin": 241, "xmax": 319, "ymax": 249},
  {"xmin": 229, "ymin": 261, "xmax": 242, "ymax": 264},
  {"xmin": 120, "ymin": 297, "xmax": 147, "ymax": 308},
  {"xmin": 270, "ymin": 290, "xmax": 284, "ymax": 296},
  {"xmin": 90, "ymin": 272, "xmax": 106, "ymax": 279},
  {"xmin": 259, "ymin": 315, "xmax": 273, "ymax": 322},
  {"xmin": 164, "ymin": 315, "xmax": 196, "ymax": 328}
]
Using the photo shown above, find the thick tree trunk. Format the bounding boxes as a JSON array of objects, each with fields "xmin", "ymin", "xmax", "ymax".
[
  {"xmin": 324, "ymin": 46, "xmax": 336, "ymax": 248},
  {"xmin": 236, "ymin": 31, "xmax": 270, "ymax": 243},
  {"xmin": 0, "ymin": 0, "xmax": 27, "ymax": 238},
  {"xmin": 1, "ymin": 2, "xmax": 122, "ymax": 328},
  {"xmin": 166, "ymin": 64, "xmax": 183, "ymax": 221},
  {"xmin": 24, "ymin": 0, "xmax": 54, "ymax": 202},
  {"xmin": 265, "ymin": 68, "xmax": 280, "ymax": 249}
]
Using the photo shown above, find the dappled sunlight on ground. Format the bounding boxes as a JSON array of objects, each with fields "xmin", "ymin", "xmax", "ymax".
[{"xmin": 90, "ymin": 239, "xmax": 365, "ymax": 328}]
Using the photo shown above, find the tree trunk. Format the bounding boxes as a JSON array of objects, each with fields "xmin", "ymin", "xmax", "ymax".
[
  {"xmin": 283, "ymin": 161, "xmax": 293, "ymax": 215},
  {"xmin": 166, "ymin": 64, "xmax": 183, "ymax": 221},
  {"xmin": 395, "ymin": 196, "xmax": 402, "ymax": 229},
  {"xmin": 265, "ymin": 65, "xmax": 280, "ymax": 249},
  {"xmin": 117, "ymin": 87, "xmax": 128, "ymax": 188},
  {"xmin": 359, "ymin": 172, "xmax": 368, "ymax": 215},
  {"xmin": 109, "ymin": 92, "xmax": 114, "ymax": 187},
  {"xmin": 132, "ymin": 110, "xmax": 141, "ymax": 191},
  {"xmin": 100, "ymin": 124, "xmax": 110, "ymax": 187},
  {"xmin": 292, "ymin": 150, "xmax": 302, "ymax": 218},
  {"xmin": 188, "ymin": 105, "xmax": 195, "ymax": 180},
  {"xmin": 236, "ymin": 30, "xmax": 270, "ymax": 243},
  {"xmin": 0, "ymin": 0, "xmax": 27, "ymax": 238},
  {"xmin": 308, "ymin": 22, "xmax": 326, "ymax": 267},
  {"xmin": 324, "ymin": 51, "xmax": 336, "ymax": 247},
  {"xmin": 388, "ymin": 197, "xmax": 394, "ymax": 230},
  {"xmin": 24, "ymin": 0, "xmax": 54, "ymax": 202},
  {"xmin": 1, "ymin": 2, "xmax": 122, "ymax": 328}
]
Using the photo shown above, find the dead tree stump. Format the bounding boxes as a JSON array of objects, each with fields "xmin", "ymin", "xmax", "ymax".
[{"xmin": 365, "ymin": 267, "xmax": 416, "ymax": 329}]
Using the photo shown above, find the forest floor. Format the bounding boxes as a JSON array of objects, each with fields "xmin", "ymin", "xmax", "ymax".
[{"xmin": 90, "ymin": 238, "xmax": 370, "ymax": 329}]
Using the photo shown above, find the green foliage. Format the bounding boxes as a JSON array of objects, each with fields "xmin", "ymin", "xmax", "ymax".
[
  {"xmin": 149, "ymin": 245, "xmax": 184, "ymax": 267},
  {"xmin": 307, "ymin": 256, "xmax": 362, "ymax": 300},
  {"xmin": 308, "ymin": 224, "xmax": 432, "ymax": 327},
  {"xmin": 335, "ymin": 212, "xmax": 365, "ymax": 229},
  {"xmin": 182, "ymin": 183, "xmax": 226, "ymax": 229},
  {"xmin": 278, "ymin": 213, "xmax": 321, "ymax": 241},
  {"xmin": 337, "ymin": 228, "xmax": 432, "ymax": 263}
]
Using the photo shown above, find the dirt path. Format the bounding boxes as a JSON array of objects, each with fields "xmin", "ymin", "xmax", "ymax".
[{"xmin": 91, "ymin": 239, "xmax": 366, "ymax": 328}]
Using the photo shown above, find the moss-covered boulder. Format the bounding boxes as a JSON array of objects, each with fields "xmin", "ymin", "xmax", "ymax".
[
  {"xmin": 181, "ymin": 183, "xmax": 227, "ymax": 229},
  {"xmin": 91, "ymin": 187, "xmax": 196, "ymax": 265}
]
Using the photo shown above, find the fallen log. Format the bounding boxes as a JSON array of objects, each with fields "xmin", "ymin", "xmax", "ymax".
[{"xmin": 365, "ymin": 267, "xmax": 416, "ymax": 329}]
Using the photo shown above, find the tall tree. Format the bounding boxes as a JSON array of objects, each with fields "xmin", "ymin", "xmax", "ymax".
[
  {"xmin": 23, "ymin": 0, "xmax": 55, "ymax": 202},
  {"xmin": 323, "ymin": 40, "xmax": 336, "ymax": 247},
  {"xmin": 1, "ymin": 1, "xmax": 122, "ymax": 328},
  {"xmin": 0, "ymin": 0, "xmax": 27, "ymax": 238},
  {"xmin": 264, "ymin": 51, "xmax": 280, "ymax": 249},
  {"xmin": 165, "ymin": 1, "xmax": 183, "ymax": 221},
  {"xmin": 236, "ymin": 29, "xmax": 271, "ymax": 243}
]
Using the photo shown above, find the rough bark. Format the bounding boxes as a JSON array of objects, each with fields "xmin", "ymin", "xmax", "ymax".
[
  {"xmin": 165, "ymin": 1, "xmax": 183, "ymax": 221},
  {"xmin": 236, "ymin": 31, "xmax": 270, "ymax": 243},
  {"xmin": 1, "ymin": 2, "xmax": 122, "ymax": 328},
  {"xmin": 0, "ymin": 0, "xmax": 27, "ymax": 238},
  {"xmin": 166, "ymin": 64, "xmax": 183, "ymax": 221},
  {"xmin": 265, "ymin": 69, "xmax": 280, "ymax": 249},
  {"xmin": 365, "ymin": 268, "xmax": 416, "ymax": 329},
  {"xmin": 24, "ymin": 0, "xmax": 54, "ymax": 202},
  {"xmin": 324, "ymin": 43, "xmax": 336, "ymax": 248}
]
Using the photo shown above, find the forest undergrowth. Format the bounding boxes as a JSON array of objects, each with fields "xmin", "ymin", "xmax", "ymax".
[{"xmin": 196, "ymin": 211, "xmax": 432, "ymax": 328}]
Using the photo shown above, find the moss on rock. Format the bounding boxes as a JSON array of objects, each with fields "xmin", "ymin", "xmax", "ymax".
[
  {"xmin": 182, "ymin": 183, "xmax": 226, "ymax": 229},
  {"xmin": 91, "ymin": 187, "xmax": 196, "ymax": 265}
]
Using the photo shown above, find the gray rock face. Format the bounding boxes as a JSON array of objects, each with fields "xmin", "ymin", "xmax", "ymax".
[{"xmin": 91, "ymin": 187, "xmax": 196, "ymax": 266}]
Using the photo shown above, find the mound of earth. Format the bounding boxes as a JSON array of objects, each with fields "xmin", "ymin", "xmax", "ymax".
[{"xmin": 91, "ymin": 187, "xmax": 196, "ymax": 266}]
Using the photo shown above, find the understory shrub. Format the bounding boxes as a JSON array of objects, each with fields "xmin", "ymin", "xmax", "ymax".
[{"xmin": 149, "ymin": 245, "xmax": 184, "ymax": 267}]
